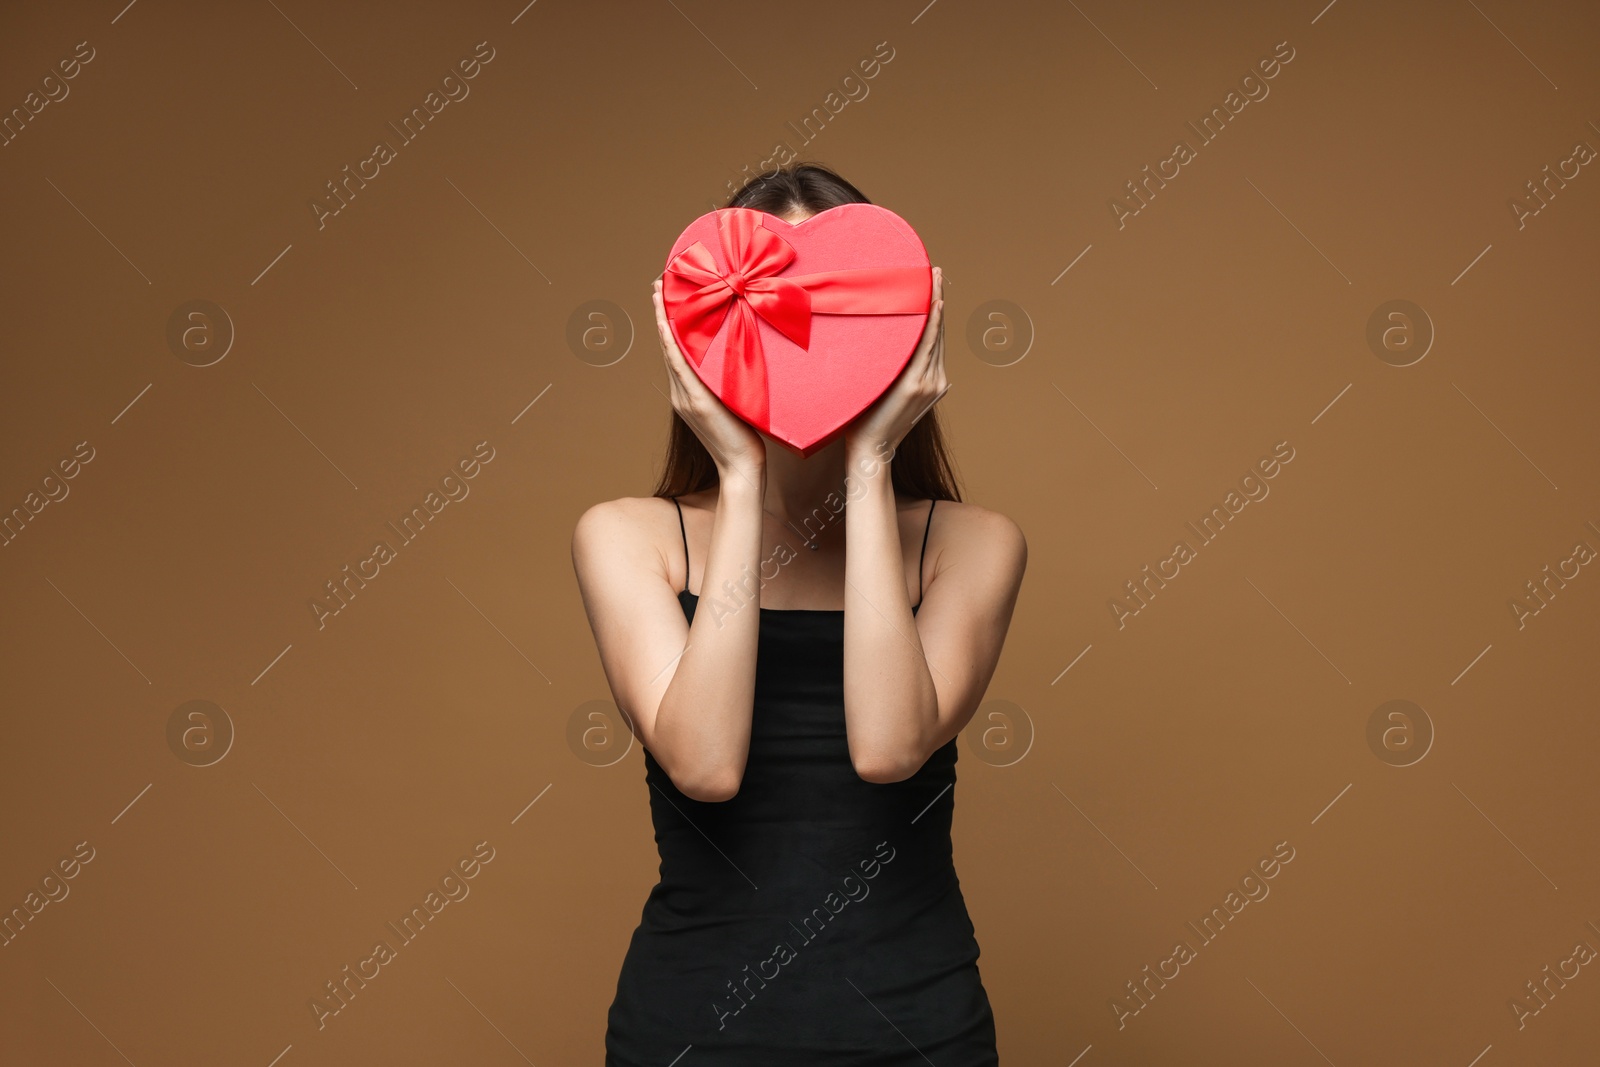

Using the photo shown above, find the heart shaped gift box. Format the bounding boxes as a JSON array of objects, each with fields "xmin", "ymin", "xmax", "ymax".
[{"xmin": 662, "ymin": 204, "xmax": 932, "ymax": 457}]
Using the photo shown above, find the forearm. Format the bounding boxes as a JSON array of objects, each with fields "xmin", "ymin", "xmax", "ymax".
[
  {"xmin": 841, "ymin": 450, "xmax": 938, "ymax": 780},
  {"xmin": 652, "ymin": 471, "xmax": 766, "ymax": 798}
]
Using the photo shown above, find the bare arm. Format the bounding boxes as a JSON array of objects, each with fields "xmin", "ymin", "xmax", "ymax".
[
  {"xmin": 569, "ymin": 280, "xmax": 769, "ymax": 802},
  {"xmin": 840, "ymin": 267, "xmax": 1028, "ymax": 781},
  {"xmin": 843, "ymin": 480, "xmax": 1027, "ymax": 782},
  {"xmin": 841, "ymin": 455, "xmax": 934, "ymax": 780}
]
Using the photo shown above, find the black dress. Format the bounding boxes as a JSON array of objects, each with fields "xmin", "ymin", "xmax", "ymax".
[{"xmin": 604, "ymin": 499, "xmax": 998, "ymax": 1066}]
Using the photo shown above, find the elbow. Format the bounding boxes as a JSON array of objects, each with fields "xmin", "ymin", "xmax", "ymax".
[
  {"xmin": 852, "ymin": 752, "xmax": 922, "ymax": 785},
  {"xmin": 670, "ymin": 767, "xmax": 743, "ymax": 803}
]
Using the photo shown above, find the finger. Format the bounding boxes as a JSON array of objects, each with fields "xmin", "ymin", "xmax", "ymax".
[
  {"xmin": 658, "ymin": 328, "xmax": 723, "ymax": 421},
  {"xmin": 655, "ymin": 315, "xmax": 681, "ymax": 386},
  {"xmin": 654, "ymin": 295, "xmax": 694, "ymax": 409},
  {"xmin": 654, "ymin": 290, "xmax": 690, "ymax": 379},
  {"xmin": 906, "ymin": 296, "xmax": 942, "ymax": 380},
  {"xmin": 654, "ymin": 286, "xmax": 722, "ymax": 426},
  {"xmin": 907, "ymin": 267, "xmax": 941, "ymax": 354},
  {"xmin": 652, "ymin": 285, "xmax": 671, "ymax": 344},
  {"xmin": 929, "ymin": 338, "xmax": 947, "ymax": 393},
  {"xmin": 657, "ymin": 304, "xmax": 702, "ymax": 392},
  {"xmin": 662, "ymin": 331, "xmax": 708, "ymax": 404},
  {"xmin": 651, "ymin": 284, "xmax": 669, "ymax": 341},
  {"xmin": 914, "ymin": 297, "xmax": 945, "ymax": 382}
]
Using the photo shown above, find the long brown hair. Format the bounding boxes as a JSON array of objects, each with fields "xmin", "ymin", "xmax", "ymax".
[{"xmin": 652, "ymin": 161, "xmax": 962, "ymax": 503}]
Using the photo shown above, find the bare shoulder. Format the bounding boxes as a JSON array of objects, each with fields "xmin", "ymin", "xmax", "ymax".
[
  {"xmin": 916, "ymin": 498, "xmax": 1026, "ymax": 621},
  {"xmin": 573, "ymin": 493, "xmax": 666, "ymax": 541},
  {"xmin": 930, "ymin": 499, "xmax": 1027, "ymax": 567},
  {"xmin": 571, "ymin": 495, "xmax": 678, "ymax": 575}
]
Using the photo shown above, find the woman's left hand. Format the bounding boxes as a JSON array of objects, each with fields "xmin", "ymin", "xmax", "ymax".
[{"xmin": 843, "ymin": 266, "xmax": 948, "ymax": 460}]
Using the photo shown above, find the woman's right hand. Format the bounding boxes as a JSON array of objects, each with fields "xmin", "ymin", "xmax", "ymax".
[{"xmin": 653, "ymin": 278, "xmax": 766, "ymax": 480}]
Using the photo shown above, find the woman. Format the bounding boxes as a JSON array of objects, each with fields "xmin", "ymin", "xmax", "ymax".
[{"xmin": 573, "ymin": 162, "xmax": 1026, "ymax": 1065}]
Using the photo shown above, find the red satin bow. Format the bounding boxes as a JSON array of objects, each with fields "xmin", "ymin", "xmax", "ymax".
[{"xmin": 663, "ymin": 208, "xmax": 930, "ymax": 431}]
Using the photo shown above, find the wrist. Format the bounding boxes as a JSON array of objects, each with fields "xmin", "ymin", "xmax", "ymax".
[
  {"xmin": 843, "ymin": 455, "xmax": 894, "ymax": 510},
  {"xmin": 716, "ymin": 462, "xmax": 766, "ymax": 499},
  {"xmin": 844, "ymin": 436, "xmax": 894, "ymax": 479},
  {"xmin": 715, "ymin": 442, "xmax": 765, "ymax": 477}
]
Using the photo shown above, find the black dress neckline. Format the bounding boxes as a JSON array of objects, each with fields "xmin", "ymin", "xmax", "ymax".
[
  {"xmin": 678, "ymin": 589, "xmax": 920, "ymax": 616},
  {"xmin": 671, "ymin": 496, "xmax": 934, "ymax": 616}
]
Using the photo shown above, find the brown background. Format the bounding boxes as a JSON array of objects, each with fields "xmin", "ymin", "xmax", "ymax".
[{"xmin": 3, "ymin": 0, "xmax": 1598, "ymax": 1063}]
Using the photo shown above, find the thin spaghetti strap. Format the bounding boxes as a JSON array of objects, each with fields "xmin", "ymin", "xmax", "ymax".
[
  {"xmin": 915, "ymin": 499, "xmax": 935, "ymax": 608},
  {"xmin": 672, "ymin": 496, "xmax": 690, "ymax": 594}
]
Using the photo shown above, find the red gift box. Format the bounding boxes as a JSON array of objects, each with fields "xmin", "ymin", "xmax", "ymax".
[{"xmin": 662, "ymin": 204, "xmax": 932, "ymax": 457}]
